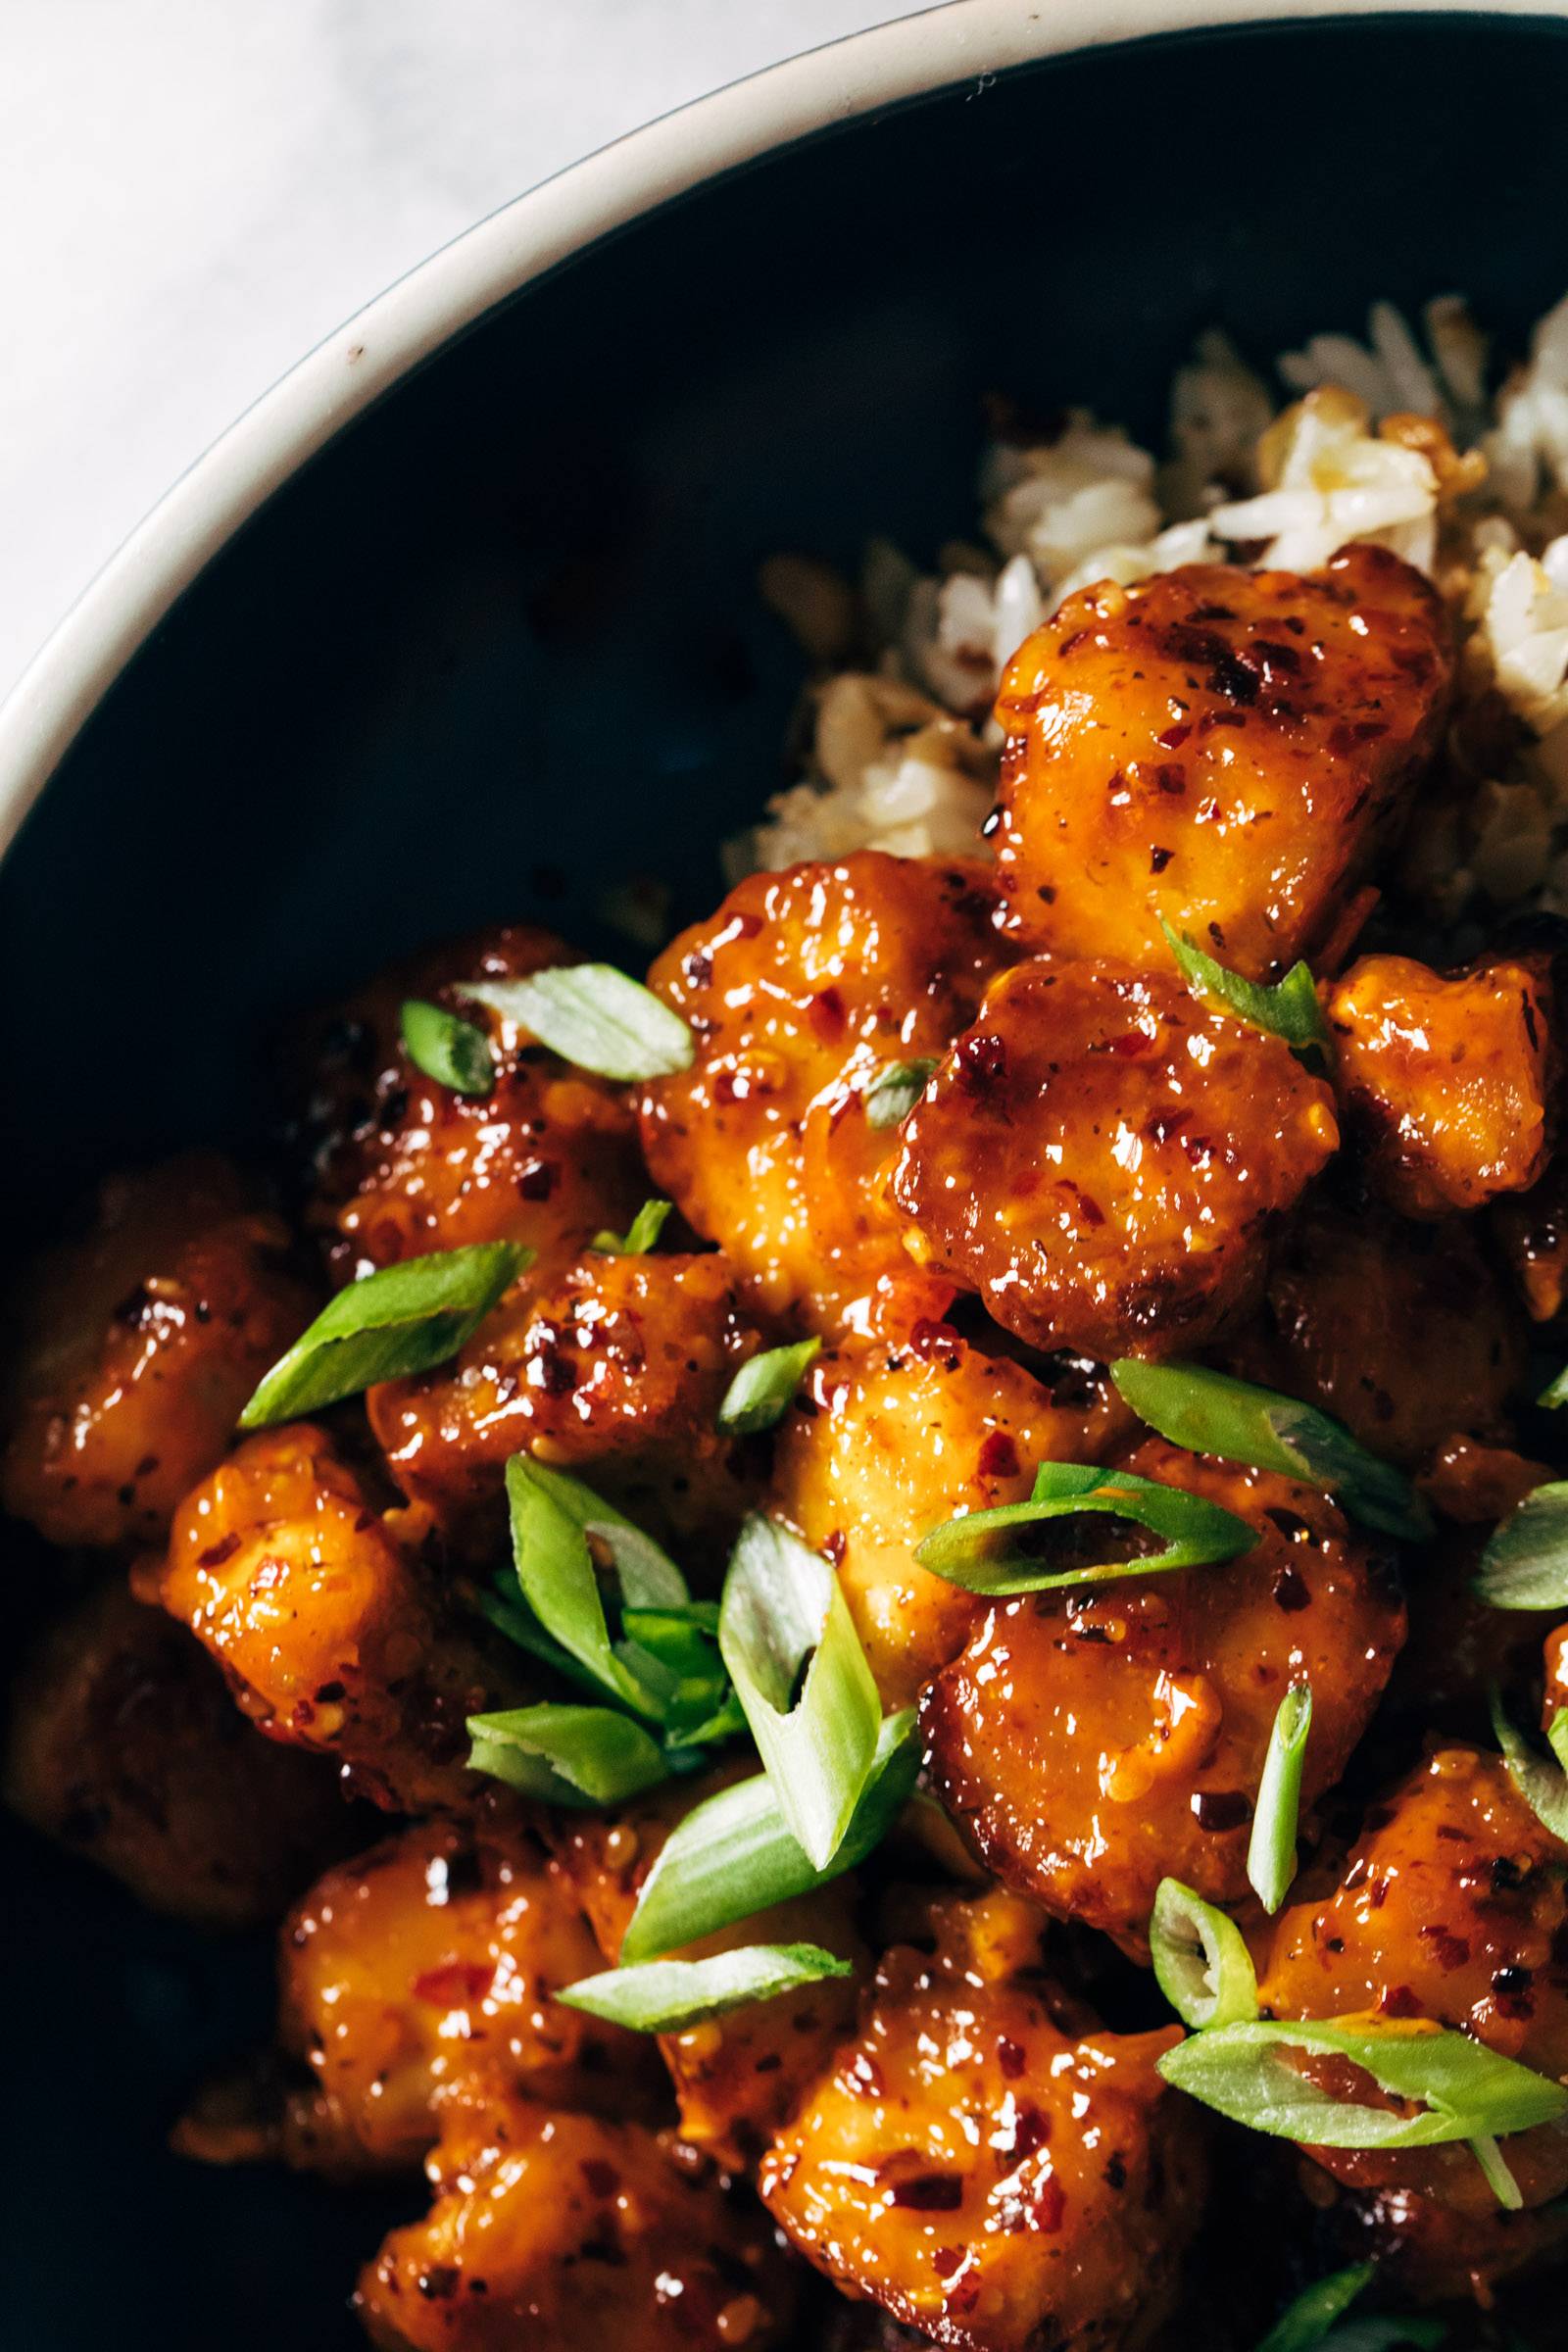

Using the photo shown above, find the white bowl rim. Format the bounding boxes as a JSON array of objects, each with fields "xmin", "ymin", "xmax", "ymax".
[{"xmin": 0, "ymin": 0, "xmax": 1554, "ymax": 858}]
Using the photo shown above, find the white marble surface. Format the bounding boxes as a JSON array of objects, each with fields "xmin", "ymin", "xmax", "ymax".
[{"xmin": 0, "ymin": 0, "xmax": 902, "ymax": 696}]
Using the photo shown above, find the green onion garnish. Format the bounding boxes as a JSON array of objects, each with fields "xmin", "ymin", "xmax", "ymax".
[
  {"xmin": 620, "ymin": 1709, "xmax": 919, "ymax": 1963},
  {"xmin": 466, "ymin": 1702, "xmax": 671, "ymax": 1806},
  {"xmin": 1255, "ymin": 2265, "xmax": 1374, "ymax": 2352},
  {"xmin": 914, "ymin": 1459, "xmax": 1256, "ymax": 1595},
  {"xmin": 1110, "ymin": 1359, "xmax": 1430, "ymax": 1543},
  {"xmin": 1538, "ymin": 1363, "xmax": 1568, "ymax": 1408},
  {"xmin": 591, "ymin": 1199, "xmax": 674, "ymax": 1255},
  {"xmin": 399, "ymin": 998, "xmax": 496, "ymax": 1097},
  {"xmin": 1468, "ymin": 2131, "xmax": 1524, "ymax": 2212},
  {"xmin": 863, "ymin": 1057, "xmax": 939, "ymax": 1130},
  {"xmin": 1248, "ymin": 1682, "xmax": 1313, "ymax": 1915},
  {"xmin": 237, "ymin": 1240, "xmax": 528, "ymax": 1430},
  {"xmin": 1474, "ymin": 1482, "xmax": 1568, "ymax": 1609},
  {"xmin": 1157, "ymin": 2016, "xmax": 1568, "ymax": 2146},
  {"xmin": 1489, "ymin": 1685, "xmax": 1568, "ymax": 1843},
  {"xmin": 1161, "ymin": 919, "xmax": 1328, "ymax": 1051},
  {"xmin": 557, "ymin": 1942, "xmax": 854, "ymax": 2033},
  {"xmin": 505, "ymin": 1457, "xmax": 692, "ymax": 1723},
  {"xmin": 718, "ymin": 1515, "xmax": 882, "ymax": 1870},
  {"xmin": 462, "ymin": 964, "xmax": 693, "ymax": 1082},
  {"xmin": 1149, "ymin": 1878, "xmax": 1259, "ymax": 2030},
  {"xmin": 1549, "ymin": 1709, "xmax": 1568, "ymax": 1772},
  {"xmin": 716, "ymin": 1338, "xmax": 822, "ymax": 1437}
]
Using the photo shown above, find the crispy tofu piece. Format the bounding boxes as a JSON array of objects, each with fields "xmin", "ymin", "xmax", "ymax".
[
  {"xmin": 992, "ymin": 546, "xmax": 1453, "ymax": 977},
  {"xmin": 3, "ymin": 1577, "xmax": 343, "ymax": 1930},
  {"xmin": 368, "ymin": 1249, "xmax": 760, "ymax": 1561},
  {"xmin": 277, "ymin": 1819, "xmax": 662, "ymax": 2176},
  {"xmin": 891, "ymin": 958, "xmax": 1337, "ymax": 1361},
  {"xmin": 769, "ymin": 1323, "xmax": 1133, "ymax": 1706},
  {"xmin": 638, "ymin": 854, "xmax": 1003, "ymax": 1327},
  {"xmin": 1256, "ymin": 1749, "xmax": 1568, "ymax": 2232},
  {"xmin": 300, "ymin": 925, "xmax": 646, "ymax": 1286},
  {"xmin": 921, "ymin": 1442, "xmax": 1405, "ymax": 1953},
  {"xmin": 0, "ymin": 1155, "xmax": 315, "ymax": 1549},
  {"xmin": 759, "ymin": 1892, "xmax": 1204, "ymax": 2352},
  {"xmin": 1233, "ymin": 1198, "xmax": 1526, "ymax": 1467},
  {"xmin": 156, "ymin": 1424, "xmax": 514, "ymax": 1811},
  {"xmin": 555, "ymin": 1779, "xmax": 866, "ymax": 2173},
  {"xmin": 358, "ymin": 2096, "xmax": 798, "ymax": 2352},
  {"xmin": 1326, "ymin": 951, "xmax": 1557, "ymax": 1216}
]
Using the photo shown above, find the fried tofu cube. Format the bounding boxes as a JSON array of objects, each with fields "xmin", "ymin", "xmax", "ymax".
[
  {"xmin": 759, "ymin": 1893, "xmax": 1205, "ymax": 2352},
  {"xmin": 891, "ymin": 959, "xmax": 1338, "ymax": 1361},
  {"xmin": 277, "ymin": 1819, "xmax": 662, "ymax": 2176},
  {"xmin": 638, "ymin": 854, "xmax": 1003, "ymax": 1326},
  {"xmin": 992, "ymin": 546, "xmax": 1453, "ymax": 977},
  {"xmin": 921, "ymin": 1443, "xmax": 1405, "ymax": 1953},
  {"xmin": 4, "ymin": 1578, "xmax": 343, "ymax": 1930},
  {"xmin": 0, "ymin": 1155, "xmax": 315, "ymax": 1549},
  {"xmin": 358, "ymin": 2097, "xmax": 797, "ymax": 2351},
  {"xmin": 768, "ymin": 1322, "xmax": 1133, "ymax": 1705},
  {"xmin": 157, "ymin": 1424, "xmax": 514, "ymax": 1812},
  {"xmin": 1326, "ymin": 951, "xmax": 1557, "ymax": 1216}
]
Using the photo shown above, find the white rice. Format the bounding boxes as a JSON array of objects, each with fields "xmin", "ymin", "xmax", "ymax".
[{"xmin": 727, "ymin": 291, "xmax": 1568, "ymax": 927}]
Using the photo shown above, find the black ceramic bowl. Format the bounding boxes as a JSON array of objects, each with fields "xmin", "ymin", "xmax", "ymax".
[{"xmin": 4, "ymin": 8, "xmax": 1568, "ymax": 2343}]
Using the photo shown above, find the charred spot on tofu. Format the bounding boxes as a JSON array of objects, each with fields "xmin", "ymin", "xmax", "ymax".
[
  {"xmin": 992, "ymin": 546, "xmax": 1454, "ymax": 978},
  {"xmin": 891, "ymin": 958, "xmax": 1338, "ymax": 1361}
]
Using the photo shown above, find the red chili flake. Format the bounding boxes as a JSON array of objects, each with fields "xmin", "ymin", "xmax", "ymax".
[
  {"xmin": 580, "ymin": 2157, "xmax": 622, "ymax": 2199},
  {"xmin": 1191, "ymin": 1790, "xmax": 1252, "ymax": 1833},
  {"xmin": 682, "ymin": 950, "xmax": 713, "ymax": 990},
  {"xmin": 1379, "ymin": 1984, "xmax": 1422, "ymax": 2019},
  {"xmin": 413, "ymin": 1962, "xmax": 495, "ymax": 2008},
  {"xmin": 1494, "ymin": 1964, "xmax": 1534, "ymax": 1995},
  {"xmin": 1057, "ymin": 628, "xmax": 1089, "ymax": 658},
  {"xmin": 889, "ymin": 2173, "xmax": 963, "ymax": 2211},
  {"xmin": 909, "ymin": 1319, "xmax": 964, "ymax": 1366},
  {"xmin": 997, "ymin": 2037, "xmax": 1027, "ymax": 2082},
  {"xmin": 416, "ymin": 2267, "xmax": 461, "ymax": 2302},
  {"xmin": 955, "ymin": 1031, "xmax": 1008, "ymax": 1094},
  {"xmin": 1155, "ymin": 722, "xmax": 1192, "ymax": 750},
  {"xmin": 808, "ymin": 987, "xmax": 847, "ymax": 1042},
  {"xmin": 1007, "ymin": 2105, "xmax": 1053, "ymax": 2162},
  {"xmin": 1150, "ymin": 763, "xmax": 1188, "ymax": 797},
  {"xmin": 1032, "ymin": 2176, "xmax": 1067, "ymax": 2233},
  {"xmin": 1420, "ymin": 1926, "xmax": 1472, "ymax": 1972},
  {"xmin": 977, "ymin": 1431, "xmax": 1021, "ymax": 1483},
  {"xmin": 1059, "ymin": 1180, "xmax": 1105, "ymax": 1230},
  {"xmin": 823, "ymin": 1529, "xmax": 847, "ymax": 1567},
  {"xmin": 197, "ymin": 1532, "xmax": 243, "ymax": 1570},
  {"xmin": 516, "ymin": 1158, "xmax": 558, "ymax": 1201},
  {"xmin": 1150, "ymin": 847, "xmax": 1174, "ymax": 873}
]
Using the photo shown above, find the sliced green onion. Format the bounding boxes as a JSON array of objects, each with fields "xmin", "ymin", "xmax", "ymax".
[
  {"xmin": 620, "ymin": 1709, "xmax": 919, "ymax": 1962},
  {"xmin": 557, "ymin": 1942, "xmax": 853, "ymax": 2033},
  {"xmin": 1474, "ymin": 1482, "xmax": 1568, "ymax": 1609},
  {"xmin": 1161, "ymin": 918, "xmax": 1328, "ymax": 1051},
  {"xmin": 1468, "ymin": 2132, "xmax": 1524, "ymax": 2212},
  {"xmin": 1538, "ymin": 1363, "xmax": 1568, "ymax": 1408},
  {"xmin": 1249, "ymin": 1682, "xmax": 1313, "ymax": 1915},
  {"xmin": 716, "ymin": 1338, "xmax": 822, "ymax": 1437},
  {"xmin": 238, "ymin": 1240, "xmax": 528, "ymax": 1430},
  {"xmin": 915, "ymin": 1459, "xmax": 1255, "ymax": 1595},
  {"xmin": 466, "ymin": 1703, "xmax": 669, "ymax": 1806},
  {"xmin": 505, "ymin": 1456, "xmax": 690, "ymax": 1722},
  {"xmin": 1150, "ymin": 1878, "xmax": 1259, "ymax": 2029},
  {"xmin": 864, "ymin": 1057, "xmax": 939, "ymax": 1130},
  {"xmin": 591, "ymin": 1199, "xmax": 674, "ymax": 1255},
  {"xmin": 1489, "ymin": 1686, "xmax": 1568, "ymax": 1843},
  {"xmin": 399, "ymin": 998, "xmax": 496, "ymax": 1097},
  {"xmin": 718, "ymin": 1515, "xmax": 882, "ymax": 1870},
  {"xmin": 1157, "ymin": 2016, "xmax": 1568, "ymax": 2146},
  {"xmin": 1256, "ymin": 2264, "xmax": 1373, "ymax": 2352},
  {"xmin": 462, "ymin": 964, "xmax": 693, "ymax": 1082},
  {"xmin": 1111, "ymin": 1358, "xmax": 1430, "ymax": 1543},
  {"xmin": 1549, "ymin": 1709, "xmax": 1568, "ymax": 1773}
]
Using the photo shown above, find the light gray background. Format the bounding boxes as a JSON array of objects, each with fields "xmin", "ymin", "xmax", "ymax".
[{"xmin": 0, "ymin": 1, "xmax": 901, "ymax": 695}]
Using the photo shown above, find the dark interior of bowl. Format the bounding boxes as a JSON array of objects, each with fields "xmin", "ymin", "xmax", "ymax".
[{"xmin": 6, "ymin": 12, "xmax": 1568, "ymax": 2342}]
